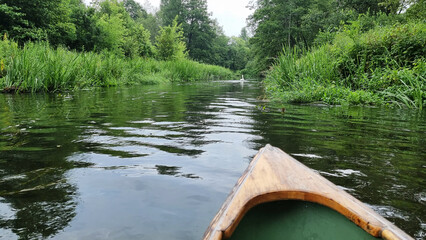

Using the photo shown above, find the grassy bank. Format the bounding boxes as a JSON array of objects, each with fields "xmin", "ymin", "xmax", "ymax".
[
  {"xmin": 265, "ymin": 20, "xmax": 425, "ymax": 109},
  {"xmin": 0, "ymin": 38, "xmax": 234, "ymax": 93}
]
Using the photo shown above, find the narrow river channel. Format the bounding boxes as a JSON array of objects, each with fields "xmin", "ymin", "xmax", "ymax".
[{"xmin": 0, "ymin": 80, "xmax": 425, "ymax": 239}]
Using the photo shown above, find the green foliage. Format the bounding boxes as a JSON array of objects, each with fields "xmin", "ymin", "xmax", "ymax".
[
  {"xmin": 160, "ymin": 0, "xmax": 217, "ymax": 64},
  {"xmin": 160, "ymin": 0, "xmax": 185, "ymax": 26},
  {"xmin": 339, "ymin": 0, "xmax": 390, "ymax": 14},
  {"xmin": 0, "ymin": 0, "xmax": 76, "ymax": 45},
  {"xmin": 160, "ymin": 0, "xmax": 219, "ymax": 64},
  {"xmin": 380, "ymin": 61, "xmax": 426, "ymax": 110},
  {"xmin": 0, "ymin": 3, "xmax": 29, "ymax": 39},
  {"xmin": 86, "ymin": 0, "xmax": 154, "ymax": 57},
  {"xmin": 68, "ymin": 1, "xmax": 98, "ymax": 51},
  {"xmin": 123, "ymin": 0, "xmax": 147, "ymax": 20},
  {"xmin": 0, "ymin": 34, "xmax": 18, "ymax": 78},
  {"xmin": 0, "ymin": 0, "xmax": 158, "ymax": 58},
  {"xmin": 0, "ymin": 39, "xmax": 232, "ymax": 92},
  {"xmin": 161, "ymin": 59, "xmax": 234, "ymax": 82},
  {"xmin": 182, "ymin": 0, "xmax": 215, "ymax": 63},
  {"xmin": 155, "ymin": 17, "xmax": 187, "ymax": 61},
  {"xmin": 247, "ymin": 0, "xmax": 355, "ymax": 76},
  {"xmin": 335, "ymin": 21, "xmax": 426, "ymax": 87},
  {"xmin": 405, "ymin": 0, "xmax": 426, "ymax": 20},
  {"xmin": 123, "ymin": 24, "xmax": 154, "ymax": 58},
  {"xmin": 0, "ymin": 0, "xmax": 236, "ymax": 93},
  {"xmin": 245, "ymin": 0, "xmax": 424, "ymax": 76},
  {"xmin": 94, "ymin": 7, "xmax": 126, "ymax": 54},
  {"xmin": 265, "ymin": 21, "xmax": 426, "ymax": 109},
  {"xmin": 248, "ymin": 0, "xmax": 308, "ymax": 74},
  {"xmin": 138, "ymin": 12, "xmax": 161, "ymax": 43},
  {"xmin": 227, "ymin": 37, "xmax": 250, "ymax": 71}
]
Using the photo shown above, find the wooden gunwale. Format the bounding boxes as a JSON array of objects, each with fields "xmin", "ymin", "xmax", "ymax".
[{"xmin": 203, "ymin": 144, "xmax": 413, "ymax": 240}]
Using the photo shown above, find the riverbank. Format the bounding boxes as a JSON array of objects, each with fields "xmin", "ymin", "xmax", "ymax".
[
  {"xmin": 0, "ymin": 39, "xmax": 234, "ymax": 93},
  {"xmin": 264, "ymin": 20, "xmax": 425, "ymax": 109}
]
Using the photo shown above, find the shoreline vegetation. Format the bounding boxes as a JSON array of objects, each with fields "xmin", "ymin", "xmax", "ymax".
[
  {"xmin": 0, "ymin": 0, "xmax": 425, "ymax": 109},
  {"xmin": 264, "ymin": 18, "xmax": 425, "ymax": 109},
  {"xmin": 0, "ymin": 0, "xmax": 243, "ymax": 93},
  {"xmin": 246, "ymin": 0, "xmax": 425, "ymax": 110},
  {"xmin": 0, "ymin": 37, "xmax": 234, "ymax": 93}
]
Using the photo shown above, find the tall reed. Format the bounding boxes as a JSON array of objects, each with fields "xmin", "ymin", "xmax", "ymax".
[{"xmin": 0, "ymin": 40, "xmax": 234, "ymax": 92}]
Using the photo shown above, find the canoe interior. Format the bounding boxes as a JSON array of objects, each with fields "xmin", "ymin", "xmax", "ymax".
[
  {"xmin": 229, "ymin": 200, "xmax": 379, "ymax": 240},
  {"xmin": 203, "ymin": 145, "xmax": 412, "ymax": 240}
]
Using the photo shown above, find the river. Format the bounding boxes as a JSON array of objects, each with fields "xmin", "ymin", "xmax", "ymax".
[{"xmin": 0, "ymin": 80, "xmax": 424, "ymax": 239}]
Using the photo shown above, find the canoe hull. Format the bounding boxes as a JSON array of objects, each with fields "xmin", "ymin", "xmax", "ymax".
[{"xmin": 203, "ymin": 145, "xmax": 413, "ymax": 240}]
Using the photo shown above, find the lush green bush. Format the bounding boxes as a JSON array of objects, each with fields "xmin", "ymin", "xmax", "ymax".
[
  {"xmin": 0, "ymin": 39, "xmax": 234, "ymax": 92},
  {"xmin": 265, "ymin": 20, "xmax": 426, "ymax": 109}
]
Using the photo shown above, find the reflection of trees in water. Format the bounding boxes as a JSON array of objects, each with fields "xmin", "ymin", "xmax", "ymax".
[
  {"xmin": 0, "ymin": 148, "xmax": 82, "ymax": 239},
  {"xmin": 0, "ymin": 94, "xmax": 90, "ymax": 239},
  {"xmin": 155, "ymin": 165, "xmax": 200, "ymax": 179},
  {"xmin": 0, "ymin": 180, "xmax": 77, "ymax": 239}
]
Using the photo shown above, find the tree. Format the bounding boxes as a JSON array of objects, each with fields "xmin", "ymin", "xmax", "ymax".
[
  {"xmin": 0, "ymin": 0, "xmax": 76, "ymax": 45},
  {"xmin": 0, "ymin": 3, "xmax": 32, "ymax": 41},
  {"xmin": 123, "ymin": 0, "xmax": 161, "ymax": 44},
  {"xmin": 155, "ymin": 17, "xmax": 187, "ymax": 60},
  {"xmin": 208, "ymin": 23, "xmax": 230, "ymax": 67},
  {"xmin": 405, "ymin": 0, "xmax": 426, "ymax": 19},
  {"xmin": 68, "ymin": 0, "xmax": 98, "ymax": 51},
  {"xmin": 123, "ymin": 0, "xmax": 147, "ymax": 20},
  {"xmin": 240, "ymin": 27, "xmax": 249, "ymax": 41},
  {"xmin": 247, "ymin": 0, "xmax": 392, "ymax": 75},
  {"xmin": 248, "ymin": 0, "xmax": 312, "ymax": 74},
  {"xmin": 91, "ymin": 0, "xmax": 154, "ymax": 57},
  {"xmin": 92, "ymin": 0, "xmax": 127, "ymax": 54},
  {"xmin": 228, "ymin": 37, "xmax": 250, "ymax": 71},
  {"xmin": 138, "ymin": 12, "xmax": 161, "ymax": 43},
  {"xmin": 183, "ymin": 0, "xmax": 216, "ymax": 63},
  {"xmin": 160, "ymin": 0, "xmax": 185, "ymax": 26},
  {"xmin": 160, "ymin": 0, "xmax": 216, "ymax": 63},
  {"xmin": 123, "ymin": 23, "xmax": 154, "ymax": 57},
  {"xmin": 338, "ymin": 0, "xmax": 390, "ymax": 14}
]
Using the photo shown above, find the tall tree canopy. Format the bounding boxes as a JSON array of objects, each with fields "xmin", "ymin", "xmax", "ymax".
[
  {"xmin": 160, "ymin": 0, "xmax": 185, "ymax": 26},
  {"xmin": 92, "ymin": 0, "xmax": 154, "ymax": 57},
  {"xmin": 0, "ymin": 0, "xmax": 76, "ymax": 45},
  {"xmin": 160, "ymin": 0, "xmax": 216, "ymax": 63},
  {"xmin": 248, "ymin": 0, "xmax": 313, "ymax": 74},
  {"xmin": 123, "ymin": 0, "xmax": 147, "ymax": 20}
]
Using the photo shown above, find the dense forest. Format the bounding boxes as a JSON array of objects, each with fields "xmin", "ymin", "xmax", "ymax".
[{"xmin": 0, "ymin": 0, "xmax": 425, "ymax": 107}]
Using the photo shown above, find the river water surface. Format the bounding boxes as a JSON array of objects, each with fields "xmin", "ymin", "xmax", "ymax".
[{"xmin": 0, "ymin": 80, "xmax": 425, "ymax": 239}]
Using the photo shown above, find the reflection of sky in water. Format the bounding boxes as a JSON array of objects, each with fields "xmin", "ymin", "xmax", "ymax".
[{"xmin": 0, "ymin": 80, "xmax": 425, "ymax": 239}]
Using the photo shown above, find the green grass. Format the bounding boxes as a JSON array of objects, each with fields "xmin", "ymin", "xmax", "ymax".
[
  {"xmin": 0, "ymin": 39, "xmax": 234, "ymax": 93},
  {"xmin": 265, "ymin": 20, "xmax": 426, "ymax": 109}
]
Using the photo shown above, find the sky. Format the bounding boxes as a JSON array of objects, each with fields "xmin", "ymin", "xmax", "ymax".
[
  {"xmin": 85, "ymin": 0, "xmax": 253, "ymax": 37},
  {"xmin": 207, "ymin": 0, "xmax": 253, "ymax": 36}
]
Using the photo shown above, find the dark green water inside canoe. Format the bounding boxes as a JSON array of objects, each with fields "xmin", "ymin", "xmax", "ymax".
[
  {"xmin": 230, "ymin": 201, "xmax": 378, "ymax": 240},
  {"xmin": 0, "ymin": 81, "xmax": 424, "ymax": 239}
]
